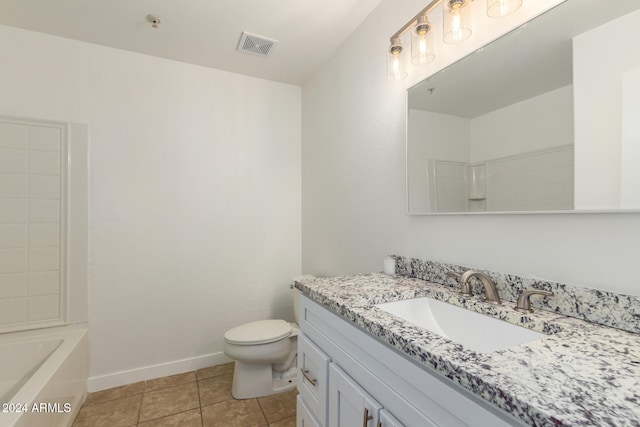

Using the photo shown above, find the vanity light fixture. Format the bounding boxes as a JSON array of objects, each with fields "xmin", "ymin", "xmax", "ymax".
[
  {"xmin": 443, "ymin": 0, "xmax": 473, "ymax": 43},
  {"xmin": 387, "ymin": 0, "xmax": 521, "ymax": 81},
  {"xmin": 411, "ymin": 15, "xmax": 436, "ymax": 65},
  {"xmin": 487, "ymin": 0, "xmax": 523, "ymax": 18},
  {"xmin": 386, "ymin": 0, "xmax": 442, "ymax": 81}
]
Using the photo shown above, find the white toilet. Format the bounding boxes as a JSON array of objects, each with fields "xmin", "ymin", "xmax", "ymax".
[{"xmin": 223, "ymin": 276, "xmax": 312, "ymax": 399}]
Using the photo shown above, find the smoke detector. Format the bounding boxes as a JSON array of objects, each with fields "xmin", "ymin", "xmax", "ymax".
[
  {"xmin": 237, "ymin": 32, "xmax": 278, "ymax": 57},
  {"xmin": 146, "ymin": 15, "xmax": 161, "ymax": 29}
]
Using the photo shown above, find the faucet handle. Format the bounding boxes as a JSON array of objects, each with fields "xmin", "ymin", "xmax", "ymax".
[
  {"xmin": 446, "ymin": 271, "xmax": 473, "ymax": 296},
  {"xmin": 514, "ymin": 290, "xmax": 554, "ymax": 313}
]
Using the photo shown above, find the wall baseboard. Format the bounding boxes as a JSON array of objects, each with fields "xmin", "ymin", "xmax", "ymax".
[{"xmin": 87, "ymin": 352, "xmax": 233, "ymax": 392}]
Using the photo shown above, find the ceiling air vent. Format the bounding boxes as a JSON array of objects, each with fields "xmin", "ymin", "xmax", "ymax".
[{"xmin": 237, "ymin": 32, "xmax": 278, "ymax": 57}]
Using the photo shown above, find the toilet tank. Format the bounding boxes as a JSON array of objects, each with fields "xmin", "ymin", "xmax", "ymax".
[{"xmin": 291, "ymin": 275, "xmax": 315, "ymax": 324}]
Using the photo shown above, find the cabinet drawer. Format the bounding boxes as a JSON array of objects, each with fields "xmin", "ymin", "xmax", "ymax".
[
  {"xmin": 298, "ymin": 333, "xmax": 330, "ymax": 425},
  {"xmin": 297, "ymin": 395, "xmax": 322, "ymax": 427}
]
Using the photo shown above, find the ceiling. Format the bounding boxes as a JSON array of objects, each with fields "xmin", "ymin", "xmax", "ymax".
[
  {"xmin": 408, "ymin": 0, "xmax": 640, "ymax": 118},
  {"xmin": 0, "ymin": 0, "xmax": 383, "ymax": 85}
]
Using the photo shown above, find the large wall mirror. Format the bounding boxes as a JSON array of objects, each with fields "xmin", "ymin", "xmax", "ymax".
[{"xmin": 407, "ymin": 0, "xmax": 640, "ymax": 214}]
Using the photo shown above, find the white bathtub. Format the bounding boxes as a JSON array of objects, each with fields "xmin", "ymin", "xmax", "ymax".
[{"xmin": 0, "ymin": 325, "xmax": 88, "ymax": 427}]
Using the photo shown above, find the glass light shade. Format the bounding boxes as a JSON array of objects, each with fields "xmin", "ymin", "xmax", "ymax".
[
  {"xmin": 443, "ymin": 0, "xmax": 472, "ymax": 44},
  {"xmin": 387, "ymin": 39, "xmax": 408, "ymax": 81},
  {"xmin": 487, "ymin": 0, "xmax": 523, "ymax": 18},
  {"xmin": 411, "ymin": 17, "xmax": 436, "ymax": 65}
]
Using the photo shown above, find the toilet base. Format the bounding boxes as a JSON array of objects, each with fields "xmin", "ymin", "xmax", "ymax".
[{"xmin": 231, "ymin": 361, "xmax": 297, "ymax": 399}]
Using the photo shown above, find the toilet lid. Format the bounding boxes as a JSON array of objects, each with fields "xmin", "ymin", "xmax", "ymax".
[{"xmin": 224, "ymin": 319, "xmax": 292, "ymax": 345}]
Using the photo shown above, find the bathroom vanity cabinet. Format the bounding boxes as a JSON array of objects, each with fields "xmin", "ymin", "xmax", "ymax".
[{"xmin": 296, "ymin": 295, "xmax": 523, "ymax": 427}]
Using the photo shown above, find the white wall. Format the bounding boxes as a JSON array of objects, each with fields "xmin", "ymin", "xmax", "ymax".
[
  {"xmin": 484, "ymin": 146, "xmax": 574, "ymax": 212},
  {"xmin": 409, "ymin": 110, "xmax": 470, "ymax": 162},
  {"xmin": 407, "ymin": 109, "xmax": 469, "ymax": 212},
  {"xmin": 470, "ymin": 86, "xmax": 574, "ymax": 212},
  {"xmin": 574, "ymin": 9, "xmax": 640, "ymax": 209},
  {"xmin": 0, "ymin": 25, "xmax": 301, "ymax": 389},
  {"xmin": 470, "ymin": 85, "xmax": 573, "ymax": 162},
  {"xmin": 302, "ymin": 0, "xmax": 640, "ymax": 297},
  {"xmin": 408, "ymin": 85, "xmax": 573, "ymax": 213},
  {"xmin": 621, "ymin": 69, "xmax": 640, "ymax": 208},
  {"xmin": 432, "ymin": 161, "xmax": 468, "ymax": 212}
]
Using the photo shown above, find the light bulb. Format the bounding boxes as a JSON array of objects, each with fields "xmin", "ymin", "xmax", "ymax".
[
  {"xmin": 411, "ymin": 16, "xmax": 435, "ymax": 65},
  {"xmin": 499, "ymin": 0, "xmax": 509, "ymax": 16},
  {"xmin": 487, "ymin": 0, "xmax": 523, "ymax": 18},
  {"xmin": 451, "ymin": 10, "xmax": 462, "ymax": 40},
  {"xmin": 387, "ymin": 38, "xmax": 408, "ymax": 81},
  {"xmin": 419, "ymin": 39, "xmax": 427, "ymax": 56},
  {"xmin": 443, "ymin": 0, "xmax": 472, "ymax": 44}
]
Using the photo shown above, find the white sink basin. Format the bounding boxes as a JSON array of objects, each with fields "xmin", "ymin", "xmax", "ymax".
[{"xmin": 376, "ymin": 297, "xmax": 547, "ymax": 353}]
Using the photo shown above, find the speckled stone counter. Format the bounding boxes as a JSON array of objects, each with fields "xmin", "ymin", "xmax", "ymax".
[{"xmin": 295, "ymin": 273, "xmax": 640, "ymax": 427}]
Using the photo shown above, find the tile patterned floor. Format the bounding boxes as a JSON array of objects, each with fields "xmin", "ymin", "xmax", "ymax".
[{"xmin": 72, "ymin": 363, "xmax": 297, "ymax": 427}]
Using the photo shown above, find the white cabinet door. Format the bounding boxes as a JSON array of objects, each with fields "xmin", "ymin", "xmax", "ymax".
[
  {"xmin": 301, "ymin": 295, "xmax": 518, "ymax": 427},
  {"xmin": 329, "ymin": 364, "xmax": 382, "ymax": 427},
  {"xmin": 298, "ymin": 333, "xmax": 331, "ymax": 425},
  {"xmin": 297, "ymin": 395, "xmax": 322, "ymax": 427},
  {"xmin": 378, "ymin": 409, "xmax": 404, "ymax": 427}
]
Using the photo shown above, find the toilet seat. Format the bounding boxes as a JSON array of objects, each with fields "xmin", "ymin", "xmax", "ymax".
[{"xmin": 224, "ymin": 319, "xmax": 292, "ymax": 345}]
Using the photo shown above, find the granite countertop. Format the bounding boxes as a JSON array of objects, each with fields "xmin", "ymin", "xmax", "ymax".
[{"xmin": 295, "ymin": 273, "xmax": 640, "ymax": 427}]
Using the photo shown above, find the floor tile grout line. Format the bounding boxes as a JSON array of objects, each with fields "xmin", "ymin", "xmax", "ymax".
[
  {"xmin": 81, "ymin": 381, "xmax": 147, "ymax": 408},
  {"xmin": 135, "ymin": 392, "xmax": 143, "ymax": 426},
  {"xmin": 82, "ymin": 363, "xmax": 233, "ymax": 409},
  {"xmin": 81, "ymin": 390, "xmax": 145, "ymax": 408},
  {"xmin": 137, "ymin": 407, "xmax": 202, "ymax": 426},
  {"xmin": 137, "ymin": 378, "xmax": 201, "ymax": 425},
  {"xmin": 76, "ymin": 363, "xmax": 296, "ymax": 427},
  {"xmin": 144, "ymin": 370, "xmax": 197, "ymax": 393},
  {"xmin": 262, "ymin": 391, "xmax": 298, "ymax": 425},
  {"xmin": 84, "ymin": 370, "xmax": 200, "ymax": 409},
  {"xmin": 196, "ymin": 375, "xmax": 204, "ymax": 427},
  {"xmin": 256, "ymin": 397, "xmax": 270, "ymax": 425},
  {"xmin": 142, "ymin": 376, "xmax": 198, "ymax": 395},
  {"xmin": 196, "ymin": 366, "xmax": 234, "ymax": 382}
]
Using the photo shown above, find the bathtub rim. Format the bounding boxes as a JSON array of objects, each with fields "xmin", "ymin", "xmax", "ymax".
[{"xmin": 0, "ymin": 323, "xmax": 88, "ymax": 427}]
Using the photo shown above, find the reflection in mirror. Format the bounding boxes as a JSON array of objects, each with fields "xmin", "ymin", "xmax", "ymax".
[{"xmin": 407, "ymin": 0, "xmax": 640, "ymax": 214}]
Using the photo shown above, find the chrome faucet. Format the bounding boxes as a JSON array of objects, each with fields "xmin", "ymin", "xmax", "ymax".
[{"xmin": 451, "ymin": 270, "xmax": 502, "ymax": 305}]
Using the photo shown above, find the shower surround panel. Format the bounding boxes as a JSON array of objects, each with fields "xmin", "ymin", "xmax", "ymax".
[{"xmin": 0, "ymin": 119, "xmax": 67, "ymax": 333}]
